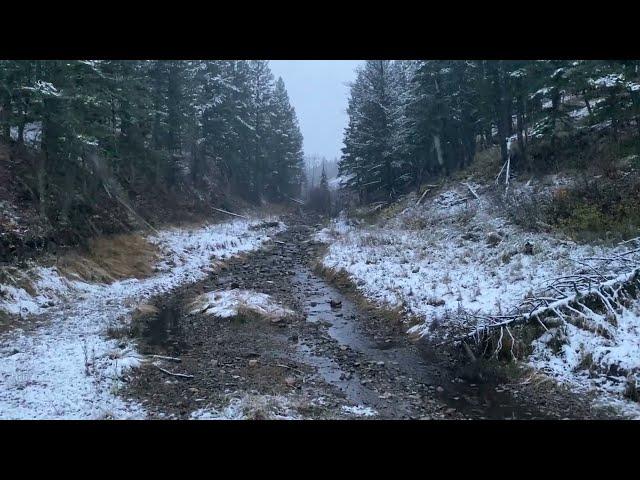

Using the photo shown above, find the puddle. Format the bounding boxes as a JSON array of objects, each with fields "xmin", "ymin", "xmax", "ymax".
[
  {"xmin": 296, "ymin": 343, "xmax": 381, "ymax": 408},
  {"xmin": 143, "ymin": 305, "xmax": 187, "ymax": 353},
  {"xmin": 293, "ymin": 266, "xmax": 559, "ymax": 419}
]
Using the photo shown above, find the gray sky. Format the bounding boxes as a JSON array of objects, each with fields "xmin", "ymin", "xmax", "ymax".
[{"xmin": 269, "ymin": 60, "xmax": 362, "ymax": 161}]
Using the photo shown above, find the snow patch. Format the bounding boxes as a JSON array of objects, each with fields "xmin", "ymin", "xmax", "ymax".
[
  {"xmin": 188, "ymin": 289, "xmax": 294, "ymax": 320},
  {"xmin": 341, "ymin": 405, "xmax": 377, "ymax": 417},
  {"xmin": 190, "ymin": 394, "xmax": 300, "ymax": 420}
]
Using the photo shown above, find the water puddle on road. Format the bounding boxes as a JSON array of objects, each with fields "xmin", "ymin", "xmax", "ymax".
[
  {"xmin": 142, "ymin": 304, "xmax": 188, "ymax": 354},
  {"xmin": 292, "ymin": 266, "xmax": 558, "ymax": 419}
]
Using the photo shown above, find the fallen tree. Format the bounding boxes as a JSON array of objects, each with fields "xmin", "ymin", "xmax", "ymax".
[{"xmin": 440, "ymin": 241, "xmax": 640, "ymax": 364}]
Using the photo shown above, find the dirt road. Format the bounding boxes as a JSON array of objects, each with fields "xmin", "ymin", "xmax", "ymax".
[{"xmin": 125, "ymin": 214, "xmax": 611, "ymax": 419}]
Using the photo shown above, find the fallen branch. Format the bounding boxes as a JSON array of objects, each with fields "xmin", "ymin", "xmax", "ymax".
[
  {"xmin": 439, "ymin": 267, "xmax": 640, "ymax": 347},
  {"xmin": 618, "ymin": 236, "xmax": 640, "ymax": 246},
  {"xmin": 495, "ymin": 159, "xmax": 507, "ymax": 185},
  {"xmin": 154, "ymin": 365, "xmax": 194, "ymax": 379},
  {"xmin": 213, "ymin": 207, "xmax": 248, "ymax": 219},
  {"xmin": 461, "ymin": 182, "xmax": 483, "ymax": 205},
  {"xmin": 150, "ymin": 355, "xmax": 182, "ymax": 363},
  {"xmin": 285, "ymin": 195, "xmax": 305, "ymax": 205},
  {"xmin": 415, "ymin": 188, "xmax": 431, "ymax": 206}
]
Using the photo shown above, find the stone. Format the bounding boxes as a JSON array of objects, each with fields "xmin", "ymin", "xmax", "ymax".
[
  {"xmin": 486, "ymin": 231, "xmax": 503, "ymax": 247},
  {"xmin": 427, "ymin": 298, "xmax": 445, "ymax": 307},
  {"xmin": 523, "ymin": 241, "xmax": 534, "ymax": 255},
  {"xmin": 329, "ymin": 299, "xmax": 342, "ymax": 308}
]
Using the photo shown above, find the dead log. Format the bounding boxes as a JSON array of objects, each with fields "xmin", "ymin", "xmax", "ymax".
[{"xmin": 439, "ymin": 267, "xmax": 640, "ymax": 347}]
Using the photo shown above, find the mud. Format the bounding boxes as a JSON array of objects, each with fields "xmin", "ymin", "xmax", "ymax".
[{"xmin": 125, "ymin": 214, "xmax": 611, "ymax": 419}]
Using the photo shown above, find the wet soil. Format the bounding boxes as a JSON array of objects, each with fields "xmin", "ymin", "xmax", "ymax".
[{"xmin": 125, "ymin": 214, "xmax": 611, "ymax": 419}]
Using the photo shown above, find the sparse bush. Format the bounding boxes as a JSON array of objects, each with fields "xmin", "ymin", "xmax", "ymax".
[
  {"xmin": 106, "ymin": 320, "xmax": 132, "ymax": 340},
  {"xmin": 624, "ymin": 374, "xmax": 639, "ymax": 402},
  {"xmin": 506, "ymin": 173, "xmax": 640, "ymax": 243},
  {"xmin": 576, "ymin": 352, "xmax": 595, "ymax": 372},
  {"xmin": 546, "ymin": 327, "xmax": 569, "ymax": 355}
]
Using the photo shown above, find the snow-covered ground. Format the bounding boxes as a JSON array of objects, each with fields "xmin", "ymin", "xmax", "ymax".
[
  {"xmin": 0, "ymin": 217, "xmax": 284, "ymax": 419},
  {"xmin": 190, "ymin": 396, "xmax": 376, "ymax": 420},
  {"xmin": 341, "ymin": 404, "xmax": 377, "ymax": 417},
  {"xmin": 316, "ymin": 182, "xmax": 640, "ymax": 415},
  {"xmin": 190, "ymin": 394, "xmax": 301, "ymax": 420},
  {"xmin": 188, "ymin": 289, "xmax": 294, "ymax": 321}
]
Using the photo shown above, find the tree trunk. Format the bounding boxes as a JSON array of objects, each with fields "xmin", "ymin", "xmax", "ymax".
[
  {"xmin": 36, "ymin": 154, "xmax": 47, "ymax": 218},
  {"xmin": 497, "ymin": 66, "xmax": 509, "ymax": 167},
  {"xmin": 583, "ymin": 90, "xmax": 592, "ymax": 116},
  {"xmin": 516, "ymin": 94, "xmax": 527, "ymax": 170},
  {"xmin": 17, "ymin": 117, "xmax": 26, "ymax": 146},
  {"xmin": 0, "ymin": 99, "xmax": 10, "ymax": 142}
]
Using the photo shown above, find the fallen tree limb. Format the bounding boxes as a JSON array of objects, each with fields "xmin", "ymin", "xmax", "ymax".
[
  {"xmin": 618, "ymin": 236, "xmax": 640, "ymax": 246},
  {"xmin": 439, "ymin": 267, "xmax": 640, "ymax": 347},
  {"xmin": 154, "ymin": 364, "xmax": 194, "ymax": 379},
  {"xmin": 285, "ymin": 195, "xmax": 305, "ymax": 205},
  {"xmin": 213, "ymin": 207, "xmax": 248, "ymax": 219},
  {"xmin": 150, "ymin": 355, "xmax": 182, "ymax": 363},
  {"xmin": 415, "ymin": 188, "xmax": 431, "ymax": 206},
  {"xmin": 461, "ymin": 182, "xmax": 482, "ymax": 204}
]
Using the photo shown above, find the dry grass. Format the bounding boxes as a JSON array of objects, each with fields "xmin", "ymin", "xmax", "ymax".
[
  {"xmin": 0, "ymin": 266, "xmax": 39, "ymax": 296},
  {"xmin": 452, "ymin": 146, "xmax": 501, "ymax": 183},
  {"xmin": 313, "ymin": 262, "xmax": 418, "ymax": 332},
  {"xmin": 55, "ymin": 233, "xmax": 160, "ymax": 284}
]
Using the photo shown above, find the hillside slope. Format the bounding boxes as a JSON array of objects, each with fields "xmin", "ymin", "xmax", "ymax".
[{"xmin": 316, "ymin": 175, "xmax": 640, "ymax": 416}]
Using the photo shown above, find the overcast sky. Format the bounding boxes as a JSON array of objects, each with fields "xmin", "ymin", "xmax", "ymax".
[{"xmin": 269, "ymin": 60, "xmax": 362, "ymax": 161}]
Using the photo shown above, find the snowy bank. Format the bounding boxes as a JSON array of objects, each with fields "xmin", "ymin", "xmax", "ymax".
[
  {"xmin": 0, "ymin": 217, "xmax": 284, "ymax": 419},
  {"xmin": 315, "ymin": 182, "xmax": 640, "ymax": 415}
]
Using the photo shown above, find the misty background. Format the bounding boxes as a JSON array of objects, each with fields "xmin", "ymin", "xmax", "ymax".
[{"xmin": 269, "ymin": 60, "xmax": 362, "ymax": 189}]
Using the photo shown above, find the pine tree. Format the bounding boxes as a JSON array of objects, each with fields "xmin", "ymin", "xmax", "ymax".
[
  {"xmin": 318, "ymin": 162, "xmax": 331, "ymax": 213},
  {"xmin": 266, "ymin": 77, "xmax": 304, "ymax": 199},
  {"xmin": 340, "ymin": 61, "xmax": 400, "ymax": 201}
]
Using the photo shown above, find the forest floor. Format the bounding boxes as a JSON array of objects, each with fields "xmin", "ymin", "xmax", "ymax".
[{"xmin": 0, "ymin": 209, "xmax": 624, "ymax": 419}]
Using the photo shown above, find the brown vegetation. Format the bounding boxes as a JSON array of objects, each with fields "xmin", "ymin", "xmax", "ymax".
[{"xmin": 55, "ymin": 233, "xmax": 160, "ymax": 284}]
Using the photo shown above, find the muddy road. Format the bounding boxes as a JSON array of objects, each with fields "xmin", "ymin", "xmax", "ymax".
[{"xmin": 125, "ymin": 214, "xmax": 609, "ymax": 419}]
